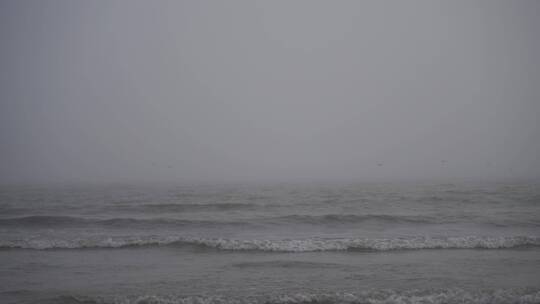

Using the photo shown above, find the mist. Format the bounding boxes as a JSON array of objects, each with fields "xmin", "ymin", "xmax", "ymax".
[{"xmin": 1, "ymin": 0, "xmax": 539, "ymax": 184}]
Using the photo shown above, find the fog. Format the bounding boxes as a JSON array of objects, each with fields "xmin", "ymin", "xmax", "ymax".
[{"xmin": 1, "ymin": 0, "xmax": 539, "ymax": 184}]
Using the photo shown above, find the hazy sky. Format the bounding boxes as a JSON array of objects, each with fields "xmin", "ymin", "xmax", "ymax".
[{"xmin": 1, "ymin": 0, "xmax": 539, "ymax": 184}]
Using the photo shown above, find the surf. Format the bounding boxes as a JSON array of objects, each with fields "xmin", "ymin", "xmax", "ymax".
[{"xmin": 2, "ymin": 235, "xmax": 539, "ymax": 251}]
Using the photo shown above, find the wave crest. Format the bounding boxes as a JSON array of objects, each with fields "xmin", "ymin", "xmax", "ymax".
[
  {"xmin": 182, "ymin": 236, "xmax": 540, "ymax": 252},
  {"xmin": 110, "ymin": 202, "xmax": 258, "ymax": 213},
  {"xmin": 0, "ymin": 216, "xmax": 253, "ymax": 229},
  {"xmin": 2, "ymin": 214, "xmax": 537, "ymax": 229},
  {"xmin": 2, "ymin": 235, "xmax": 539, "ymax": 251},
  {"xmin": 49, "ymin": 289, "xmax": 540, "ymax": 304}
]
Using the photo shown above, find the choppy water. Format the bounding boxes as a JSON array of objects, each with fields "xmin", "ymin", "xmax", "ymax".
[{"xmin": 1, "ymin": 181, "xmax": 539, "ymax": 303}]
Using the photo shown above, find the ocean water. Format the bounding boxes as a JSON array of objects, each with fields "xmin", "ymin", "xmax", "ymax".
[{"xmin": 1, "ymin": 181, "xmax": 539, "ymax": 304}]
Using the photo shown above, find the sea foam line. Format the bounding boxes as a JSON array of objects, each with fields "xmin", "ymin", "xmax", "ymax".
[{"xmin": 1, "ymin": 235, "xmax": 539, "ymax": 251}]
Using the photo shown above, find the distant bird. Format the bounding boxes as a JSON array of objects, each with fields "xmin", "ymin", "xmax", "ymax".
[
  {"xmin": 167, "ymin": 165, "xmax": 173, "ymax": 169},
  {"xmin": 377, "ymin": 163, "xmax": 383, "ymax": 167},
  {"xmin": 441, "ymin": 160, "xmax": 447, "ymax": 164}
]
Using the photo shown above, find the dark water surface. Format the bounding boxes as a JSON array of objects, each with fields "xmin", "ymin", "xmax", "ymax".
[{"xmin": 1, "ymin": 181, "xmax": 539, "ymax": 303}]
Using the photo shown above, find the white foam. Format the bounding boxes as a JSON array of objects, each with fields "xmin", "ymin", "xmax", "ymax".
[
  {"xmin": 186, "ymin": 236, "xmax": 540, "ymax": 252},
  {"xmin": 2, "ymin": 235, "xmax": 539, "ymax": 251}
]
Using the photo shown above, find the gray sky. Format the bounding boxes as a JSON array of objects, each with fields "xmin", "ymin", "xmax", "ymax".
[{"xmin": 1, "ymin": 0, "xmax": 539, "ymax": 184}]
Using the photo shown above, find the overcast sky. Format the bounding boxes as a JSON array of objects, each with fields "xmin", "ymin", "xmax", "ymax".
[{"xmin": 1, "ymin": 0, "xmax": 539, "ymax": 184}]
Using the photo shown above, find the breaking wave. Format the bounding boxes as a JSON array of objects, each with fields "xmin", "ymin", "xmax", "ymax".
[
  {"xmin": 2, "ymin": 235, "xmax": 539, "ymax": 251},
  {"xmin": 40, "ymin": 289, "xmax": 540, "ymax": 304}
]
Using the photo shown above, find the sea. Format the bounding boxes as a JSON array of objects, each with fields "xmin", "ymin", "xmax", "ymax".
[{"xmin": 1, "ymin": 181, "xmax": 539, "ymax": 304}]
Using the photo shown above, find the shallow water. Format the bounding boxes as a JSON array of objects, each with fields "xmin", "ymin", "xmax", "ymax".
[{"xmin": 1, "ymin": 181, "xmax": 539, "ymax": 303}]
